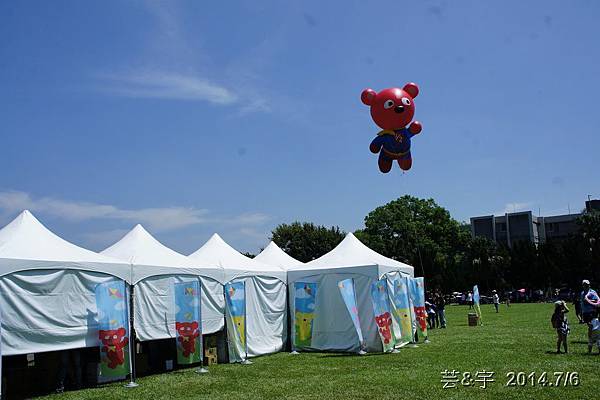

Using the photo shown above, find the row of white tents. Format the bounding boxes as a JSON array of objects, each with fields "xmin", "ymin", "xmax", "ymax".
[{"xmin": 0, "ymin": 210, "xmax": 414, "ymax": 362}]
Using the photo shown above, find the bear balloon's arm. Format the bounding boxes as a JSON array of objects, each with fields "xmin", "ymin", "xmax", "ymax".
[
  {"xmin": 370, "ymin": 136, "xmax": 384, "ymax": 153},
  {"xmin": 409, "ymin": 121, "xmax": 422, "ymax": 136},
  {"xmin": 122, "ymin": 337, "xmax": 129, "ymax": 347}
]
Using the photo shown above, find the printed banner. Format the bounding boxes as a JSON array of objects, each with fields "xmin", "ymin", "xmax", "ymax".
[
  {"xmin": 338, "ymin": 278, "xmax": 364, "ymax": 348},
  {"xmin": 409, "ymin": 277, "xmax": 428, "ymax": 339},
  {"xmin": 95, "ymin": 280, "xmax": 130, "ymax": 377},
  {"xmin": 225, "ymin": 281, "xmax": 246, "ymax": 349},
  {"xmin": 371, "ymin": 279, "xmax": 395, "ymax": 352},
  {"xmin": 0, "ymin": 299, "xmax": 2, "ymax": 399},
  {"xmin": 294, "ymin": 282, "xmax": 317, "ymax": 348},
  {"xmin": 174, "ymin": 281, "xmax": 202, "ymax": 365},
  {"xmin": 473, "ymin": 285, "xmax": 482, "ymax": 323},
  {"xmin": 391, "ymin": 276, "xmax": 413, "ymax": 345}
]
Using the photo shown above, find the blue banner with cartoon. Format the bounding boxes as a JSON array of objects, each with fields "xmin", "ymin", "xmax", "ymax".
[
  {"xmin": 294, "ymin": 282, "xmax": 317, "ymax": 348},
  {"xmin": 473, "ymin": 285, "xmax": 480, "ymax": 305},
  {"xmin": 370, "ymin": 279, "xmax": 395, "ymax": 352},
  {"xmin": 174, "ymin": 280, "xmax": 202, "ymax": 365},
  {"xmin": 338, "ymin": 278, "xmax": 364, "ymax": 347},
  {"xmin": 391, "ymin": 276, "xmax": 413, "ymax": 345},
  {"xmin": 95, "ymin": 280, "xmax": 130, "ymax": 377},
  {"xmin": 473, "ymin": 285, "xmax": 482, "ymax": 323},
  {"xmin": 225, "ymin": 281, "xmax": 246, "ymax": 349},
  {"xmin": 409, "ymin": 277, "xmax": 428, "ymax": 338}
]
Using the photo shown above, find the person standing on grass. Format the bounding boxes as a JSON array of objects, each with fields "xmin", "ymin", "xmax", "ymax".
[
  {"xmin": 467, "ymin": 291, "xmax": 473, "ymax": 309},
  {"xmin": 551, "ymin": 301, "xmax": 570, "ymax": 354},
  {"xmin": 588, "ymin": 317, "xmax": 600, "ymax": 354},
  {"xmin": 573, "ymin": 291, "xmax": 583, "ymax": 324},
  {"xmin": 580, "ymin": 279, "xmax": 600, "ymax": 345},
  {"xmin": 492, "ymin": 290, "xmax": 500, "ymax": 313},
  {"xmin": 436, "ymin": 293, "xmax": 446, "ymax": 328}
]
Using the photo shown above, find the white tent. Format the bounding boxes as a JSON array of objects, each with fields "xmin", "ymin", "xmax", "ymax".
[
  {"xmin": 101, "ymin": 225, "xmax": 226, "ymax": 341},
  {"xmin": 0, "ymin": 210, "xmax": 131, "ymax": 355},
  {"xmin": 287, "ymin": 232, "xmax": 414, "ymax": 353},
  {"xmin": 189, "ymin": 234, "xmax": 286, "ymax": 361},
  {"xmin": 254, "ymin": 241, "xmax": 304, "ymax": 270}
]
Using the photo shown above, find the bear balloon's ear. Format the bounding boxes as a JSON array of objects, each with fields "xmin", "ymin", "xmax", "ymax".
[
  {"xmin": 403, "ymin": 82, "xmax": 419, "ymax": 98},
  {"xmin": 361, "ymin": 88, "xmax": 377, "ymax": 106}
]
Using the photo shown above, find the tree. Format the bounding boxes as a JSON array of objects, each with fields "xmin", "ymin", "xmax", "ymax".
[
  {"xmin": 271, "ymin": 222, "xmax": 346, "ymax": 262},
  {"xmin": 356, "ymin": 195, "xmax": 471, "ymax": 291}
]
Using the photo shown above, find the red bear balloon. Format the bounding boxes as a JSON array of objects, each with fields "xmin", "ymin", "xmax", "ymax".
[{"xmin": 361, "ymin": 83, "xmax": 423, "ymax": 173}]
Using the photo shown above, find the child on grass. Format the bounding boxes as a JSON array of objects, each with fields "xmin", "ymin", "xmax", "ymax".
[
  {"xmin": 588, "ymin": 318, "xmax": 600, "ymax": 354},
  {"xmin": 551, "ymin": 301, "xmax": 570, "ymax": 354}
]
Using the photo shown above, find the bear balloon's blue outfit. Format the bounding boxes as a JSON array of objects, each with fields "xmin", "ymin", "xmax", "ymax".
[{"xmin": 370, "ymin": 128, "xmax": 414, "ymax": 163}]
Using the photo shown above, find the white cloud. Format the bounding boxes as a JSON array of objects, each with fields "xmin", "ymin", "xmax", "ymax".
[
  {"xmin": 0, "ymin": 190, "xmax": 208, "ymax": 232},
  {"xmin": 96, "ymin": 71, "xmax": 238, "ymax": 104},
  {"xmin": 0, "ymin": 190, "xmax": 274, "ymax": 252},
  {"xmin": 89, "ymin": 1, "xmax": 276, "ymax": 114},
  {"xmin": 233, "ymin": 213, "xmax": 271, "ymax": 226}
]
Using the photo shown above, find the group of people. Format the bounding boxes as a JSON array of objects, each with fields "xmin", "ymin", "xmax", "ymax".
[
  {"xmin": 425, "ymin": 292, "xmax": 446, "ymax": 329},
  {"xmin": 462, "ymin": 289, "xmax": 503, "ymax": 312},
  {"xmin": 551, "ymin": 279, "xmax": 600, "ymax": 354}
]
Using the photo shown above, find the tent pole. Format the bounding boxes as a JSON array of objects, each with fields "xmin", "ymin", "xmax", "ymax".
[
  {"xmin": 124, "ymin": 267, "xmax": 138, "ymax": 388},
  {"xmin": 196, "ymin": 278, "xmax": 208, "ymax": 374},
  {"xmin": 241, "ymin": 280, "xmax": 252, "ymax": 365},
  {"xmin": 290, "ymin": 282, "xmax": 299, "ymax": 355}
]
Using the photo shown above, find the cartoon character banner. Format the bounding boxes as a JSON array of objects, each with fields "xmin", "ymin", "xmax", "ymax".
[
  {"xmin": 338, "ymin": 279, "xmax": 364, "ymax": 349},
  {"xmin": 95, "ymin": 280, "xmax": 130, "ymax": 377},
  {"xmin": 294, "ymin": 282, "xmax": 317, "ymax": 348},
  {"xmin": 409, "ymin": 277, "xmax": 428, "ymax": 339},
  {"xmin": 174, "ymin": 281, "xmax": 202, "ymax": 365},
  {"xmin": 225, "ymin": 281, "xmax": 246, "ymax": 350},
  {"xmin": 473, "ymin": 285, "xmax": 482, "ymax": 324},
  {"xmin": 370, "ymin": 279, "xmax": 395, "ymax": 352},
  {"xmin": 391, "ymin": 276, "xmax": 413, "ymax": 346}
]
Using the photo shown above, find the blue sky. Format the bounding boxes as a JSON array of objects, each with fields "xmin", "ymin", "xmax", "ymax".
[{"xmin": 1, "ymin": 1, "xmax": 599, "ymax": 253}]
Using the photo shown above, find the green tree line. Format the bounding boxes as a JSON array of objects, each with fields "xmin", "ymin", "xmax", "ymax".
[{"xmin": 271, "ymin": 196, "xmax": 600, "ymax": 293}]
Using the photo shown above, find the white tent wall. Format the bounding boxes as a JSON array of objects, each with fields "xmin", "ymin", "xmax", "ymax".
[
  {"xmin": 224, "ymin": 275, "xmax": 287, "ymax": 361},
  {"xmin": 287, "ymin": 267, "xmax": 414, "ymax": 353},
  {"xmin": 0, "ymin": 268, "xmax": 126, "ymax": 355},
  {"xmin": 287, "ymin": 265, "xmax": 382, "ymax": 353},
  {"xmin": 0, "ymin": 211, "xmax": 132, "ymax": 356},
  {"xmin": 131, "ymin": 274, "xmax": 224, "ymax": 341},
  {"xmin": 101, "ymin": 225, "xmax": 227, "ymax": 342},
  {"xmin": 286, "ymin": 233, "xmax": 415, "ymax": 353},
  {"xmin": 189, "ymin": 234, "xmax": 287, "ymax": 362}
]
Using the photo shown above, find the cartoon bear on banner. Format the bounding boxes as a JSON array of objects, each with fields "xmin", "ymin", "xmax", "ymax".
[
  {"xmin": 375, "ymin": 311, "xmax": 393, "ymax": 344},
  {"xmin": 99, "ymin": 327, "xmax": 129, "ymax": 369},
  {"xmin": 176, "ymin": 321, "xmax": 200, "ymax": 357},
  {"xmin": 361, "ymin": 83, "xmax": 423, "ymax": 173},
  {"xmin": 414, "ymin": 306, "xmax": 428, "ymax": 332}
]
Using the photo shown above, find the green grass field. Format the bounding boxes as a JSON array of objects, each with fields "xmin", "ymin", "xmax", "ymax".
[{"xmin": 40, "ymin": 303, "xmax": 598, "ymax": 400}]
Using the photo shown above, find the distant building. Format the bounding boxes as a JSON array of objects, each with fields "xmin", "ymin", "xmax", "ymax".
[
  {"xmin": 470, "ymin": 210, "xmax": 583, "ymax": 247},
  {"xmin": 586, "ymin": 199, "xmax": 600, "ymax": 212}
]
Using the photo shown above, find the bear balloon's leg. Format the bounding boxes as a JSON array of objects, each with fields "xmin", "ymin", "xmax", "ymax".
[
  {"xmin": 378, "ymin": 155, "xmax": 393, "ymax": 173},
  {"xmin": 398, "ymin": 154, "xmax": 412, "ymax": 171}
]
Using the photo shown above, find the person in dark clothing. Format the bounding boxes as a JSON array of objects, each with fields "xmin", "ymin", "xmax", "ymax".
[
  {"xmin": 56, "ymin": 349, "xmax": 82, "ymax": 393},
  {"xmin": 573, "ymin": 291, "xmax": 583, "ymax": 324},
  {"xmin": 435, "ymin": 293, "xmax": 446, "ymax": 328}
]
